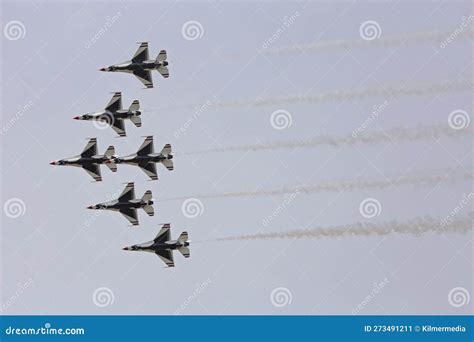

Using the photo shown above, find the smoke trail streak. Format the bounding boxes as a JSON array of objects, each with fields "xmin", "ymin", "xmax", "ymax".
[
  {"xmin": 160, "ymin": 171, "xmax": 472, "ymax": 201},
  {"xmin": 207, "ymin": 79, "xmax": 470, "ymax": 108},
  {"xmin": 256, "ymin": 29, "xmax": 474, "ymax": 56},
  {"xmin": 157, "ymin": 79, "xmax": 471, "ymax": 111},
  {"xmin": 181, "ymin": 124, "xmax": 473, "ymax": 155},
  {"xmin": 217, "ymin": 215, "xmax": 473, "ymax": 241}
]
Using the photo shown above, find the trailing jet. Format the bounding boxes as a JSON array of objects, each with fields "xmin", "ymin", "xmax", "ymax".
[
  {"xmin": 122, "ymin": 224, "xmax": 190, "ymax": 267},
  {"xmin": 50, "ymin": 138, "xmax": 116, "ymax": 182},
  {"xmin": 109, "ymin": 136, "xmax": 173, "ymax": 181},
  {"xmin": 87, "ymin": 182, "xmax": 154, "ymax": 226},
  {"xmin": 99, "ymin": 42, "xmax": 169, "ymax": 89},
  {"xmin": 73, "ymin": 92, "xmax": 141, "ymax": 137}
]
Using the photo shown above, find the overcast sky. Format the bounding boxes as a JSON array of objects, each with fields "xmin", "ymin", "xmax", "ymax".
[{"xmin": 1, "ymin": 0, "xmax": 472, "ymax": 315}]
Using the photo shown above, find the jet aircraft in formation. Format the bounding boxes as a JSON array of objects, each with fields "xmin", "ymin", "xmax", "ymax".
[
  {"xmin": 52, "ymin": 42, "xmax": 191, "ymax": 267},
  {"xmin": 87, "ymin": 182, "xmax": 154, "ymax": 226},
  {"xmin": 73, "ymin": 92, "xmax": 141, "ymax": 137},
  {"xmin": 123, "ymin": 224, "xmax": 190, "ymax": 267},
  {"xmin": 100, "ymin": 42, "xmax": 169, "ymax": 88},
  {"xmin": 50, "ymin": 138, "xmax": 116, "ymax": 182}
]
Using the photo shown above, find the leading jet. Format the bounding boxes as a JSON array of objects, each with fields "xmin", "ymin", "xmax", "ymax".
[
  {"xmin": 109, "ymin": 136, "xmax": 173, "ymax": 181},
  {"xmin": 100, "ymin": 42, "xmax": 169, "ymax": 89},
  {"xmin": 50, "ymin": 138, "xmax": 116, "ymax": 182},
  {"xmin": 73, "ymin": 92, "xmax": 141, "ymax": 137},
  {"xmin": 87, "ymin": 182, "xmax": 154, "ymax": 226},
  {"xmin": 122, "ymin": 224, "xmax": 190, "ymax": 267}
]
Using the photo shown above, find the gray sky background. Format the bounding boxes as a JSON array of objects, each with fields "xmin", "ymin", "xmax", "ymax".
[{"xmin": 1, "ymin": 0, "xmax": 472, "ymax": 315}]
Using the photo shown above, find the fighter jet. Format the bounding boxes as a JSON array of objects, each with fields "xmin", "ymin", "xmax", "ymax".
[
  {"xmin": 87, "ymin": 182, "xmax": 154, "ymax": 226},
  {"xmin": 50, "ymin": 138, "xmax": 116, "ymax": 182},
  {"xmin": 99, "ymin": 42, "xmax": 169, "ymax": 89},
  {"xmin": 73, "ymin": 92, "xmax": 141, "ymax": 137},
  {"xmin": 109, "ymin": 136, "xmax": 173, "ymax": 181},
  {"xmin": 122, "ymin": 224, "xmax": 190, "ymax": 267}
]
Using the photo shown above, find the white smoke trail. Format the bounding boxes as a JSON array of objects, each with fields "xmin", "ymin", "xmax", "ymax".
[
  {"xmin": 183, "ymin": 123, "xmax": 472, "ymax": 155},
  {"xmin": 218, "ymin": 215, "xmax": 473, "ymax": 241},
  {"xmin": 207, "ymin": 79, "xmax": 470, "ymax": 108},
  {"xmin": 159, "ymin": 79, "xmax": 471, "ymax": 111},
  {"xmin": 161, "ymin": 171, "xmax": 472, "ymax": 201},
  {"xmin": 256, "ymin": 29, "xmax": 474, "ymax": 56}
]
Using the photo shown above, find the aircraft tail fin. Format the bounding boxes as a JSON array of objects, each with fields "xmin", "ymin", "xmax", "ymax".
[
  {"xmin": 130, "ymin": 115, "xmax": 142, "ymax": 127},
  {"xmin": 129, "ymin": 100, "xmax": 140, "ymax": 111},
  {"xmin": 143, "ymin": 205, "xmax": 154, "ymax": 217},
  {"xmin": 156, "ymin": 50, "xmax": 167, "ymax": 62},
  {"xmin": 161, "ymin": 159, "xmax": 173, "ymax": 171},
  {"xmin": 104, "ymin": 146, "xmax": 117, "ymax": 172},
  {"xmin": 104, "ymin": 145, "xmax": 115, "ymax": 157},
  {"xmin": 142, "ymin": 190, "xmax": 153, "ymax": 202},
  {"xmin": 178, "ymin": 246, "xmax": 190, "ymax": 258},
  {"xmin": 160, "ymin": 144, "xmax": 172, "ymax": 155},
  {"xmin": 178, "ymin": 231, "xmax": 189, "ymax": 243}
]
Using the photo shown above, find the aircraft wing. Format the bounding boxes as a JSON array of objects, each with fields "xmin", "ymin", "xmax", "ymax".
[
  {"xmin": 118, "ymin": 182, "xmax": 135, "ymax": 202},
  {"xmin": 82, "ymin": 164, "xmax": 102, "ymax": 182},
  {"xmin": 81, "ymin": 138, "xmax": 98, "ymax": 158},
  {"xmin": 137, "ymin": 136, "xmax": 154, "ymax": 155},
  {"xmin": 139, "ymin": 162, "xmax": 158, "ymax": 180},
  {"xmin": 133, "ymin": 69, "xmax": 153, "ymax": 89},
  {"xmin": 111, "ymin": 118, "xmax": 126, "ymax": 137},
  {"xmin": 154, "ymin": 224, "xmax": 171, "ymax": 243},
  {"xmin": 132, "ymin": 42, "xmax": 149, "ymax": 63},
  {"xmin": 119, "ymin": 208, "xmax": 139, "ymax": 226},
  {"xmin": 155, "ymin": 249, "xmax": 174, "ymax": 267},
  {"xmin": 105, "ymin": 92, "xmax": 122, "ymax": 112}
]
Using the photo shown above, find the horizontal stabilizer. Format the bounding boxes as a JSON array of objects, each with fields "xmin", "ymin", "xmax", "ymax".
[
  {"xmin": 104, "ymin": 145, "xmax": 115, "ymax": 157},
  {"xmin": 129, "ymin": 100, "xmax": 140, "ymax": 111},
  {"xmin": 105, "ymin": 161, "xmax": 117, "ymax": 172},
  {"xmin": 178, "ymin": 231, "xmax": 189, "ymax": 243},
  {"xmin": 143, "ymin": 205, "xmax": 154, "ymax": 217},
  {"xmin": 142, "ymin": 190, "xmax": 153, "ymax": 202},
  {"xmin": 162, "ymin": 159, "xmax": 173, "ymax": 171},
  {"xmin": 160, "ymin": 144, "xmax": 172, "ymax": 155},
  {"xmin": 157, "ymin": 50, "xmax": 167, "ymax": 62},
  {"xmin": 130, "ymin": 115, "xmax": 142, "ymax": 127},
  {"xmin": 158, "ymin": 66, "xmax": 169, "ymax": 78},
  {"xmin": 178, "ymin": 246, "xmax": 190, "ymax": 258}
]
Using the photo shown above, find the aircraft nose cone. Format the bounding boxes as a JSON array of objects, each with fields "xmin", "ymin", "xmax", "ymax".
[
  {"xmin": 122, "ymin": 247, "xmax": 130, "ymax": 251},
  {"xmin": 73, "ymin": 116, "xmax": 80, "ymax": 120},
  {"xmin": 87, "ymin": 205, "xmax": 94, "ymax": 209},
  {"xmin": 99, "ymin": 67, "xmax": 107, "ymax": 71},
  {"xmin": 49, "ymin": 161, "xmax": 56, "ymax": 165}
]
